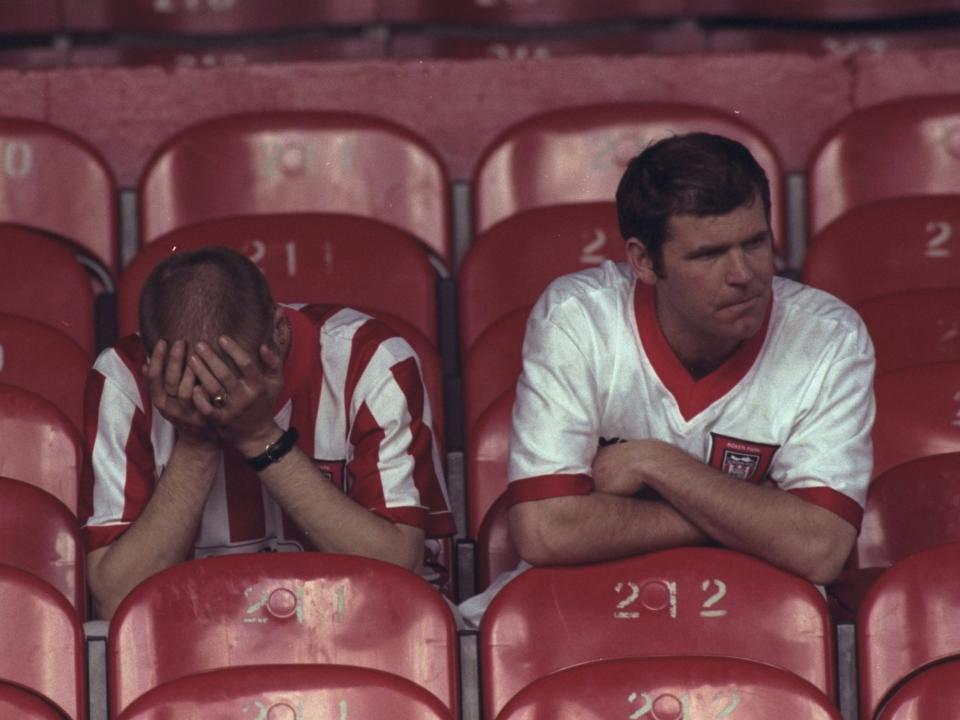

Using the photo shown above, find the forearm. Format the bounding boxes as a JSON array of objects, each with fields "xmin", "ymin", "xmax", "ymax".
[
  {"xmin": 258, "ymin": 447, "xmax": 424, "ymax": 572},
  {"xmin": 509, "ymin": 491, "xmax": 711, "ymax": 566},
  {"xmin": 88, "ymin": 439, "xmax": 219, "ymax": 619},
  {"xmin": 645, "ymin": 452, "xmax": 856, "ymax": 584}
]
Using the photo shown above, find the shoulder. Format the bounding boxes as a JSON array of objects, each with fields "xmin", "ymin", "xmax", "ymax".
[
  {"xmin": 296, "ymin": 304, "xmax": 418, "ymax": 366},
  {"xmin": 771, "ymin": 277, "xmax": 873, "ymax": 356},
  {"xmin": 533, "ymin": 260, "xmax": 633, "ymax": 325}
]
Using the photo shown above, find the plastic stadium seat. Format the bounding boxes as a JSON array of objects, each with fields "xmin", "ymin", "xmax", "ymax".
[
  {"xmin": 808, "ymin": 96, "xmax": 960, "ymax": 236},
  {"xmin": 496, "ymin": 656, "xmax": 841, "ymax": 720},
  {"xmin": 0, "ymin": 313, "xmax": 91, "ymax": 432},
  {"xmin": 0, "ymin": 225, "xmax": 98, "ymax": 355},
  {"xmin": 689, "ymin": 0, "xmax": 960, "ymax": 20},
  {"xmin": 872, "ymin": 362, "xmax": 960, "ymax": 480},
  {"xmin": 380, "ymin": 0, "xmax": 686, "ymax": 24},
  {"xmin": 0, "ymin": 477, "xmax": 85, "ymax": 614},
  {"xmin": 875, "ymin": 658, "xmax": 960, "ymax": 720},
  {"xmin": 476, "ymin": 491, "xmax": 519, "ymax": 591},
  {"xmin": 0, "ymin": 565, "xmax": 86, "ymax": 720},
  {"xmin": 109, "ymin": 553, "xmax": 459, "ymax": 717},
  {"xmin": 0, "ymin": 384, "xmax": 83, "ymax": 514},
  {"xmin": 63, "ymin": 0, "xmax": 376, "ymax": 33},
  {"xmin": 0, "ymin": 2, "xmax": 59, "ymax": 33},
  {"xmin": 0, "ymin": 117, "xmax": 117, "ymax": 273},
  {"xmin": 139, "ymin": 112, "xmax": 451, "ymax": 266},
  {"xmin": 467, "ymin": 389, "xmax": 513, "ymax": 539},
  {"xmin": 459, "ymin": 202, "xmax": 624, "ymax": 351},
  {"xmin": 119, "ymin": 214, "xmax": 440, "ymax": 346},
  {"xmin": 0, "ymin": 682, "xmax": 67, "ymax": 719},
  {"xmin": 480, "ymin": 547, "xmax": 835, "ymax": 719},
  {"xmin": 856, "ymin": 289, "xmax": 960, "ymax": 375},
  {"xmin": 856, "ymin": 453, "xmax": 960, "ymax": 570},
  {"xmin": 463, "ymin": 308, "xmax": 526, "ymax": 435},
  {"xmin": 708, "ymin": 26, "xmax": 960, "ymax": 55},
  {"xmin": 116, "ymin": 664, "xmax": 452, "ymax": 720},
  {"xmin": 858, "ymin": 542, "xmax": 960, "ymax": 719},
  {"xmin": 803, "ymin": 196, "xmax": 960, "ymax": 306},
  {"xmin": 472, "ymin": 104, "xmax": 786, "ymax": 264}
]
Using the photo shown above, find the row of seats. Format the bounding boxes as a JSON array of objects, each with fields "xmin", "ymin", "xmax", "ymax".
[
  {"xmin": 3, "ymin": 539, "xmax": 960, "ymax": 719},
  {"xmin": 5, "ymin": 0, "xmax": 960, "ymax": 35}
]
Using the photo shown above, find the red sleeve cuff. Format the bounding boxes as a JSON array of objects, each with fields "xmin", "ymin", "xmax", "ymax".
[
  {"xmin": 789, "ymin": 487, "xmax": 863, "ymax": 530},
  {"xmin": 83, "ymin": 523, "xmax": 130, "ymax": 552},
  {"xmin": 505, "ymin": 473, "xmax": 594, "ymax": 507}
]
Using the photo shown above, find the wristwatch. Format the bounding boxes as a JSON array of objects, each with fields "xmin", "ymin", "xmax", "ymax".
[{"xmin": 245, "ymin": 427, "xmax": 300, "ymax": 471}]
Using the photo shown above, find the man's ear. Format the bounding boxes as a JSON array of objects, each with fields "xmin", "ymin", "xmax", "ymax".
[
  {"xmin": 625, "ymin": 237, "xmax": 658, "ymax": 286},
  {"xmin": 270, "ymin": 305, "xmax": 288, "ymax": 348}
]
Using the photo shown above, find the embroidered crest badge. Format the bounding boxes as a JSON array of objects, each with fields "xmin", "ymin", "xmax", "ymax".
[{"xmin": 708, "ymin": 433, "xmax": 780, "ymax": 483}]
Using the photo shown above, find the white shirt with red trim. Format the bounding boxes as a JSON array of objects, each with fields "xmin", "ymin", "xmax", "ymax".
[
  {"xmin": 81, "ymin": 305, "xmax": 455, "ymax": 583},
  {"xmin": 507, "ymin": 261, "xmax": 875, "ymax": 526}
]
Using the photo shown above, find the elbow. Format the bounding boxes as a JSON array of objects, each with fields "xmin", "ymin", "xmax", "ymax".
[
  {"xmin": 508, "ymin": 498, "xmax": 577, "ymax": 567},
  {"xmin": 793, "ymin": 527, "xmax": 857, "ymax": 586}
]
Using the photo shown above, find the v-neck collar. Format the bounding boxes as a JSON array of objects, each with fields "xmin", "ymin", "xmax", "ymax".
[
  {"xmin": 633, "ymin": 281, "xmax": 772, "ymax": 422},
  {"xmin": 274, "ymin": 306, "xmax": 319, "ymax": 413}
]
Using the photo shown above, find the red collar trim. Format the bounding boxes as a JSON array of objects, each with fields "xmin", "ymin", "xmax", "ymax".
[
  {"xmin": 634, "ymin": 281, "xmax": 771, "ymax": 422},
  {"xmin": 275, "ymin": 306, "xmax": 319, "ymax": 412}
]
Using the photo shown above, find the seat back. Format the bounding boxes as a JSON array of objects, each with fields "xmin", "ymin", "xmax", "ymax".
[
  {"xmin": 0, "ymin": 565, "xmax": 86, "ymax": 720},
  {"xmin": 119, "ymin": 213, "xmax": 440, "ymax": 346},
  {"xmin": 858, "ymin": 542, "xmax": 960, "ymax": 718},
  {"xmin": 808, "ymin": 96, "xmax": 960, "ymax": 236},
  {"xmin": 0, "ymin": 383, "xmax": 83, "ymax": 513},
  {"xmin": 380, "ymin": 0, "xmax": 684, "ymax": 24},
  {"xmin": 480, "ymin": 547, "xmax": 834, "ymax": 719},
  {"xmin": 0, "ymin": 117, "xmax": 117, "ymax": 272},
  {"xmin": 872, "ymin": 362, "xmax": 960, "ymax": 479},
  {"xmin": 856, "ymin": 289, "xmax": 960, "ymax": 374},
  {"xmin": 459, "ymin": 202, "xmax": 624, "ymax": 351},
  {"xmin": 0, "ymin": 476, "xmax": 85, "ymax": 614},
  {"xmin": 139, "ymin": 112, "xmax": 450, "ymax": 265},
  {"xmin": 0, "ymin": 226, "xmax": 98, "ymax": 355},
  {"xmin": 467, "ymin": 389, "xmax": 514, "ymax": 538},
  {"xmin": 109, "ymin": 553, "xmax": 459, "ymax": 716},
  {"xmin": 496, "ymin": 656, "xmax": 841, "ymax": 720},
  {"xmin": 116, "ymin": 664, "xmax": 452, "ymax": 720},
  {"xmin": 803, "ymin": 196, "xmax": 960, "ymax": 306},
  {"xmin": 856, "ymin": 452, "xmax": 960, "ymax": 569},
  {"xmin": 875, "ymin": 657, "xmax": 960, "ymax": 720},
  {"xmin": 0, "ymin": 682, "xmax": 67, "ymax": 719},
  {"xmin": 473, "ymin": 104, "xmax": 786, "ymax": 262},
  {"xmin": 0, "ymin": 313, "xmax": 91, "ymax": 432},
  {"xmin": 463, "ymin": 308, "xmax": 526, "ymax": 436}
]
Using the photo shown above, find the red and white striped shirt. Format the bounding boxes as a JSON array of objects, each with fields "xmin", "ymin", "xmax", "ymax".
[{"xmin": 81, "ymin": 305, "xmax": 455, "ymax": 575}]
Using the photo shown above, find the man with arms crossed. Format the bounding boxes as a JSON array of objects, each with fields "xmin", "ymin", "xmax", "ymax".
[
  {"xmin": 461, "ymin": 132, "xmax": 874, "ymax": 624},
  {"xmin": 83, "ymin": 247, "xmax": 454, "ymax": 619}
]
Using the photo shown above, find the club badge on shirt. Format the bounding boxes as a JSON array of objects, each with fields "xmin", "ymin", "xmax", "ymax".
[{"xmin": 708, "ymin": 433, "xmax": 780, "ymax": 483}]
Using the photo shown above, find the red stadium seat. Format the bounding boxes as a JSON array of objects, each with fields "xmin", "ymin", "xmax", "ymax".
[
  {"xmin": 0, "ymin": 477, "xmax": 85, "ymax": 615},
  {"xmin": 480, "ymin": 547, "xmax": 835, "ymax": 719},
  {"xmin": 0, "ymin": 384, "xmax": 83, "ymax": 514},
  {"xmin": 119, "ymin": 214, "xmax": 440, "ymax": 346},
  {"xmin": 0, "ymin": 682, "xmax": 67, "ymax": 720},
  {"xmin": 690, "ymin": 0, "xmax": 960, "ymax": 20},
  {"xmin": 0, "ymin": 225, "xmax": 98, "ymax": 355},
  {"xmin": 472, "ymin": 104, "xmax": 786, "ymax": 264},
  {"xmin": 0, "ymin": 117, "xmax": 117, "ymax": 273},
  {"xmin": 63, "ymin": 0, "xmax": 376, "ymax": 33},
  {"xmin": 0, "ymin": 2, "xmax": 59, "ymax": 33},
  {"xmin": 459, "ymin": 202, "xmax": 624, "ymax": 351},
  {"xmin": 463, "ymin": 308, "xmax": 526, "ymax": 435},
  {"xmin": 139, "ymin": 113, "xmax": 451, "ymax": 266},
  {"xmin": 858, "ymin": 542, "xmax": 960, "ymax": 719},
  {"xmin": 496, "ymin": 656, "xmax": 841, "ymax": 720},
  {"xmin": 116, "ymin": 664, "xmax": 452, "ymax": 720},
  {"xmin": 803, "ymin": 196, "xmax": 960, "ymax": 306},
  {"xmin": 708, "ymin": 25, "xmax": 960, "ymax": 55},
  {"xmin": 808, "ymin": 96, "xmax": 960, "ymax": 236},
  {"xmin": 467, "ymin": 389, "xmax": 513, "ymax": 539},
  {"xmin": 856, "ymin": 452, "xmax": 960, "ymax": 569},
  {"xmin": 856, "ymin": 289, "xmax": 960, "ymax": 375},
  {"xmin": 380, "ymin": 0, "xmax": 685, "ymax": 24},
  {"xmin": 476, "ymin": 491, "xmax": 519, "ymax": 591},
  {"xmin": 875, "ymin": 657, "xmax": 960, "ymax": 720},
  {"xmin": 872, "ymin": 362, "xmax": 960, "ymax": 480},
  {"xmin": 109, "ymin": 553, "xmax": 459, "ymax": 717},
  {"xmin": 0, "ymin": 313, "xmax": 91, "ymax": 432},
  {"xmin": 0, "ymin": 565, "xmax": 86, "ymax": 720}
]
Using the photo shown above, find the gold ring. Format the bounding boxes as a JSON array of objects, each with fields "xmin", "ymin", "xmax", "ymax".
[{"xmin": 212, "ymin": 393, "xmax": 227, "ymax": 408}]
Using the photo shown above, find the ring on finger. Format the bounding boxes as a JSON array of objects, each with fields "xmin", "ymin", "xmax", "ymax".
[{"xmin": 212, "ymin": 393, "xmax": 228, "ymax": 408}]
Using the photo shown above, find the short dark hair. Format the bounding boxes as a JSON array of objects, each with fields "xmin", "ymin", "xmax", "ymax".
[
  {"xmin": 615, "ymin": 132, "xmax": 772, "ymax": 274},
  {"xmin": 139, "ymin": 246, "xmax": 275, "ymax": 354}
]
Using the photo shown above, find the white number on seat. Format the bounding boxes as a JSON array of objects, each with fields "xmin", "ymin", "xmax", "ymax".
[
  {"xmin": 3, "ymin": 141, "xmax": 32, "ymax": 179},
  {"xmin": 699, "ymin": 579, "xmax": 728, "ymax": 618},
  {"xmin": 580, "ymin": 228, "xmax": 607, "ymax": 264},
  {"xmin": 925, "ymin": 221, "xmax": 953, "ymax": 258}
]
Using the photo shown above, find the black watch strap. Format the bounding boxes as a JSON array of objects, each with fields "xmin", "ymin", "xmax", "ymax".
[{"xmin": 246, "ymin": 427, "xmax": 299, "ymax": 471}]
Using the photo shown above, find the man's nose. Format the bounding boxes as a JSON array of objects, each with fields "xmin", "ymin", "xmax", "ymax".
[{"xmin": 725, "ymin": 247, "xmax": 753, "ymax": 284}]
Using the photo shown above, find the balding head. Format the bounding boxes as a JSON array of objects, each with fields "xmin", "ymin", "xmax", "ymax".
[{"xmin": 139, "ymin": 246, "xmax": 275, "ymax": 356}]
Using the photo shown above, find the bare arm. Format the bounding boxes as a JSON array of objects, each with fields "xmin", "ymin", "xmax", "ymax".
[{"xmin": 610, "ymin": 440, "xmax": 857, "ymax": 584}]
